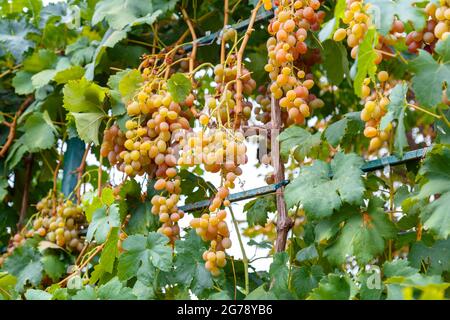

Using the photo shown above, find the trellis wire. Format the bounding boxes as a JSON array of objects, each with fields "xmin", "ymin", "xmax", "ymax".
[{"xmin": 178, "ymin": 147, "xmax": 431, "ymax": 212}]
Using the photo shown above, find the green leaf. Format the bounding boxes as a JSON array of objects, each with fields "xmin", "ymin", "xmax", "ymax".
[
  {"xmin": 245, "ymin": 285, "xmax": 277, "ymax": 300},
  {"xmin": 86, "ymin": 204, "xmax": 121, "ymax": 244},
  {"xmin": 383, "ymin": 259, "xmax": 419, "ymax": 278},
  {"xmin": 41, "ymin": 255, "xmax": 66, "ymax": 282},
  {"xmin": 0, "ymin": 273, "xmax": 17, "ymax": 300},
  {"xmin": 90, "ymin": 227, "xmax": 120, "ymax": 284},
  {"xmin": 167, "ymin": 73, "xmax": 192, "ymax": 103},
  {"xmin": 101, "ymin": 187, "xmax": 115, "ymax": 206},
  {"xmin": 25, "ymin": 289, "xmax": 53, "ymax": 300},
  {"xmin": 415, "ymin": 144, "xmax": 450, "ymax": 238},
  {"xmin": 118, "ymin": 69, "xmax": 143, "ymax": 103},
  {"xmin": 174, "ymin": 230, "xmax": 213, "ymax": 296},
  {"xmin": 118, "ymin": 232, "xmax": 172, "ymax": 283},
  {"xmin": 5, "ymin": 142, "xmax": 28, "ymax": 170},
  {"xmin": 325, "ymin": 112, "xmax": 364, "ymax": 147},
  {"xmin": 380, "ymin": 82, "xmax": 408, "ymax": 156},
  {"xmin": 269, "ymin": 252, "xmax": 293, "ymax": 299},
  {"xmin": 366, "ymin": 0, "xmax": 426, "ymax": 36},
  {"xmin": 0, "ymin": 180, "xmax": 7, "ymax": 202},
  {"xmin": 23, "ymin": 49, "xmax": 57, "ymax": 73},
  {"xmin": 322, "ymin": 40, "xmax": 349, "ymax": 85},
  {"xmin": 354, "ymin": 28, "xmax": 378, "ymax": 97},
  {"xmin": 296, "ymin": 244, "xmax": 319, "ymax": 263},
  {"xmin": 308, "ymin": 274, "xmax": 352, "ymax": 300},
  {"xmin": 0, "ymin": 18, "xmax": 36, "ymax": 61},
  {"xmin": 63, "ymin": 77, "xmax": 107, "ymax": 113},
  {"xmin": 278, "ymin": 125, "xmax": 321, "ymax": 161},
  {"xmin": 71, "ymin": 112, "xmax": 105, "ymax": 145},
  {"xmin": 285, "ymin": 152, "xmax": 365, "ymax": 218},
  {"xmin": 410, "ymin": 37, "xmax": 450, "ymax": 107},
  {"xmin": 72, "ymin": 277, "xmax": 136, "ymax": 300},
  {"xmin": 324, "ymin": 198, "xmax": 396, "ymax": 265},
  {"xmin": 290, "ymin": 265, "xmax": 324, "ymax": 299},
  {"xmin": 243, "ymin": 195, "xmax": 276, "ymax": 227},
  {"xmin": 31, "ymin": 69, "xmax": 57, "ymax": 89},
  {"xmin": 409, "ymin": 239, "xmax": 450, "ymax": 275},
  {"xmin": 3, "ymin": 243, "xmax": 43, "ymax": 292},
  {"xmin": 53, "ymin": 66, "xmax": 85, "ymax": 84},
  {"xmin": 12, "ymin": 71, "xmax": 34, "ymax": 95},
  {"xmin": 21, "ymin": 112, "xmax": 57, "ymax": 152}
]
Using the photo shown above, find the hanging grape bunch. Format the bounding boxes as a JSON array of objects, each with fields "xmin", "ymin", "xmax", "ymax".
[
  {"xmin": 265, "ymin": 0, "xmax": 325, "ymax": 125},
  {"xmin": 360, "ymin": 71, "xmax": 394, "ymax": 153},
  {"xmin": 406, "ymin": 1, "xmax": 450, "ymax": 53}
]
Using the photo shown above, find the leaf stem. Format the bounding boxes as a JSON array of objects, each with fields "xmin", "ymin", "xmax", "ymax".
[{"xmin": 407, "ymin": 103, "xmax": 442, "ymax": 119}]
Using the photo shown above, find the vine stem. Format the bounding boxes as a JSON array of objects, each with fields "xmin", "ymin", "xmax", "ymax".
[
  {"xmin": 76, "ymin": 143, "xmax": 91, "ymax": 203},
  {"xmin": 0, "ymin": 96, "xmax": 34, "ymax": 158},
  {"xmin": 181, "ymin": 8, "xmax": 198, "ymax": 74},
  {"xmin": 220, "ymin": 0, "xmax": 229, "ymax": 64},
  {"xmin": 271, "ymin": 97, "xmax": 292, "ymax": 252},
  {"xmin": 18, "ymin": 154, "xmax": 33, "ymax": 229},
  {"xmin": 228, "ymin": 206, "xmax": 249, "ymax": 295},
  {"xmin": 233, "ymin": 0, "xmax": 263, "ymax": 130},
  {"xmin": 407, "ymin": 103, "xmax": 442, "ymax": 119}
]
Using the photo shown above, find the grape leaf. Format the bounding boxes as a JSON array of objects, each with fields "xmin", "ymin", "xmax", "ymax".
[
  {"xmin": 20, "ymin": 111, "xmax": 57, "ymax": 152},
  {"xmin": 269, "ymin": 252, "xmax": 293, "ymax": 299},
  {"xmin": 366, "ymin": 0, "xmax": 426, "ymax": 36},
  {"xmin": 53, "ymin": 66, "xmax": 85, "ymax": 84},
  {"xmin": 39, "ymin": 2, "xmax": 75, "ymax": 28},
  {"xmin": 0, "ymin": 18, "xmax": 36, "ymax": 61},
  {"xmin": 383, "ymin": 259, "xmax": 419, "ymax": 278},
  {"xmin": 63, "ymin": 77, "xmax": 107, "ymax": 113},
  {"xmin": 380, "ymin": 82, "xmax": 408, "ymax": 156},
  {"xmin": 167, "ymin": 73, "xmax": 192, "ymax": 103},
  {"xmin": 118, "ymin": 69, "xmax": 142, "ymax": 103},
  {"xmin": 322, "ymin": 40, "xmax": 349, "ymax": 85},
  {"xmin": 415, "ymin": 144, "xmax": 450, "ymax": 239},
  {"xmin": 285, "ymin": 152, "xmax": 365, "ymax": 219},
  {"xmin": 245, "ymin": 285, "xmax": 277, "ymax": 300},
  {"xmin": 12, "ymin": 71, "xmax": 34, "ymax": 95},
  {"xmin": 86, "ymin": 204, "xmax": 121, "ymax": 244},
  {"xmin": 71, "ymin": 112, "xmax": 105, "ymax": 145},
  {"xmin": 290, "ymin": 265, "xmax": 324, "ymax": 299},
  {"xmin": 308, "ymin": 273, "xmax": 352, "ymax": 300},
  {"xmin": 23, "ymin": 49, "xmax": 57, "ymax": 73},
  {"xmin": 243, "ymin": 195, "xmax": 275, "ymax": 227},
  {"xmin": 409, "ymin": 239, "xmax": 450, "ymax": 275},
  {"xmin": 72, "ymin": 277, "xmax": 136, "ymax": 300},
  {"xmin": 25, "ymin": 289, "xmax": 53, "ymax": 300},
  {"xmin": 0, "ymin": 180, "xmax": 7, "ymax": 202},
  {"xmin": 296, "ymin": 245, "xmax": 319, "ymax": 263},
  {"xmin": 174, "ymin": 230, "xmax": 213, "ymax": 296},
  {"xmin": 354, "ymin": 28, "xmax": 378, "ymax": 97},
  {"xmin": 324, "ymin": 198, "xmax": 396, "ymax": 265},
  {"xmin": 278, "ymin": 125, "xmax": 321, "ymax": 161},
  {"xmin": 118, "ymin": 232, "xmax": 172, "ymax": 282},
  {"xmin": 325, "ymin": 112, "xmax": 364, "ymax": 147},
  {"xmin": 410, "ymin": 36, "xmax": 450, "ymax": 107},
  {"xmin": 41, "ymin": 255, "xmax": 66, "ymax": 282},
  {"xmin": 90, "ymin": 227, "xmax": 120, "ymax": 284},
  {"xmin": 3, "ymin": 244, "xmax": 43, "ymax": 292}
]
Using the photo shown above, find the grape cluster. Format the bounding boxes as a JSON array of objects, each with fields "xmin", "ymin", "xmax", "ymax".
[
  {"xmin": 265, "ymin": 0, "xmax": 325, "ymax": 124},
  {"xmin": 360, "ymin": 71, "xmax": 393, "ymax": 153},
  {"xmin": 243, "ymin": 220, "xmax": 276, "ymax": 240},
  {"xmin": 211, "ymin": 57, "xmax": 257, "ymax": 125},
  {"xmin": 406, "ymin": 1, "xmax": 450, "ymax": 53},
  {"xmin": 190, "ymin": 210, "xmax": 231, "ymax": 276}
]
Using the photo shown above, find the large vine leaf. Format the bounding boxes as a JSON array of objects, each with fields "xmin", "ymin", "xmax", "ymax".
[
  {"xmin": 278, "ymin": 125, "xmax": 321, "ymax": 161},
  {"xmin": 72, "ymin": 277, "xmax": 136, "ymax": 300},
  {"xmin": 117, "ymin": 232, "xmax": 172, "ymax": 283},
  {"xmin": 269, "ymin": 252, "xmax": 293, "ymax": 299},
  {"xmin": 167, "ymin": 73, "xmax": 192, "ymax": 103},
  {"xmin": 20, "ymin": 111, "xmax": 57, "ymax": 152},
  {"xmin": 324, "ymin": 198, "xmax": 396, "ymax": 265},
  {"xmin": 3, "ymin": 243, "xmax": 43, "ymax": 292},
  {"xmin": 0, "ymin": 18, "xmax": 36, "ymax": 61},
  {"xmin": 409, "ymin": 239, "xmax": 450, "ymax": 275},
  {"xmin": 324, "ymin": 112, "xmax": 364, "ymax": 147},
  {"xmin": 410, "ymin": 36, "xmax": 450, "ymax": 107},
  {"xmin": 366, "ymin": 0, "xmax": 426, "ymax": 36},
  {"xmin": 174, "ymin": 230, "xmax": 213, "ymax": 296},
  {"xmin": 63, "ymin": 77, "xmax": 107, "ymax": 113},
  {"xmin": 308, "ymin": 274, "xmax": 352, "ymax": 300},
  {"xmin": 86, "ymin": 204, "xmax": 121, "ymax": 244},
  {"xmin": 354, "ymin": 28, "xmax": 378, "ymax": 97},
  {"xmin": 290, "ymin": 265, "xmax": 324, "ymax": 299},
  {"xmin": 321, "ymin": 39, "xmax": 349, "ymax": 85},
  {"xmin": 285, "ymin": 152, "xmax": 365, "ymax": 219},
  {"xmin": 71, "ymin": 112, "xmax": 105, "ymax": 145},
  {"xmin": 415, "ymin": 144, "xmax": 450, "ymax": 239},
  {"xmin": 380, "ymin": 82, "xmax": 408, "ymax": 156},
  {"xmin": 243, "ymin": 195, "xmax": 276, "ymax": 227}
]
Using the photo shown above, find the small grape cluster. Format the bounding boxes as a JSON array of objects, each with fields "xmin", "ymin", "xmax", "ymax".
[
  {"xmin": 190, "ymin": 210, "xmax": 231, "ymax": 277},
  {"xmin": 265, "ymin": 0, "xmax": 325, "ymax": 125},
  {"xmin": 406, "ymin": 1, "xmax": 450, "ymax": 53},
  {"xmin": 211, "ymin": 57, "xmax": 257, "ymax": 124},
  {"xmin": 359, "ymin": 71, "xmax": 393, "ymax": 153}
]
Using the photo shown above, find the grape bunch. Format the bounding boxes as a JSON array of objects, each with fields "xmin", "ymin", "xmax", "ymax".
[
  {"xmin": 359, "ymin": 71, "xmax": 393, "ymax": 153},
  {"xmin": 190, "ymin": 210, "xmax": 231, "ymax": 276},
  {"xmin": 406, "ymin": 1, "xmax": 450, "ymax": 54},
  {"xmin": 265, "ymin": 0, "xmax": 325, "ymax": 125},
  {"xmin": 211, "ymin": 57, "xmax": 257, "ymax": 125}
]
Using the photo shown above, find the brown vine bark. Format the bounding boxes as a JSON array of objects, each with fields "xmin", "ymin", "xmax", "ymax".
[{"xmin": 271, "ymin": 97, "xmax": 293, "ymax": 252}]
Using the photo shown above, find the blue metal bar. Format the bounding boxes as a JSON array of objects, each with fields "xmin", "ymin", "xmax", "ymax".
[
  {"xmin": 178, "ymin": 147, "xmax": 431, "ymax": 212},
  {"xmin": 61, "ymin": 137, "xmax": 86, "ymax": 198}
]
